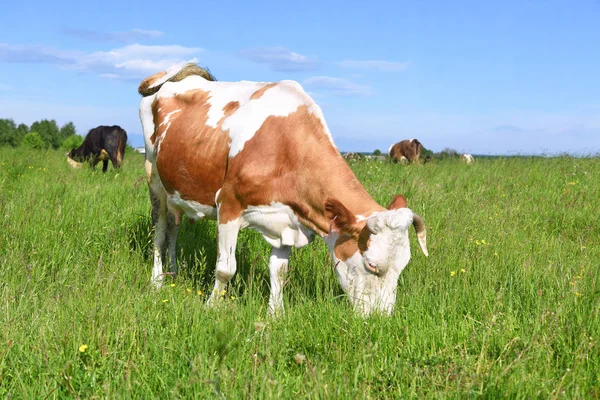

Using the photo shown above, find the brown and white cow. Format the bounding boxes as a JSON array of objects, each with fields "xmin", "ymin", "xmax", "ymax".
[
  {"xmin": 388, "ymin": 139, "xmax": 423, "ymax": 164},
  {"xmin": 138, "ymin": 63, "xmax": 428, "ymax": 315}
]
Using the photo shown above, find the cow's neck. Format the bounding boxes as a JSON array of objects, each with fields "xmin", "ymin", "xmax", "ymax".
[{"xmin": 295, "ymin": 156, "xmax": 384, "ymax": 236}]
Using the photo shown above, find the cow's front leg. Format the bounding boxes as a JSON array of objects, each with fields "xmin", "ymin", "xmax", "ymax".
[
  {"xmin": 268, "ymin": 246, "xmax": 291, "ymax": 315},
  {"xmin": 207, "ymin": 218, "xmax": 241, "ymax": 304}
]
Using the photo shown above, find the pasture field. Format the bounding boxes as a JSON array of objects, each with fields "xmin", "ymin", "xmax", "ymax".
[{"xmin": 0, "ymin": 147, "xmax": 599, "ymax": 398}]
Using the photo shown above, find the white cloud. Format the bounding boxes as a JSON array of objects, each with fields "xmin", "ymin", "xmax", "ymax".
[
  {"xmin": 338, "ymin": 59, "xmax": 410, "ymax": 72},
  {"xmin": 304, "ymin": 76, "xmax": 372, "ymax": 96},
  {"xmin": 0, "ymin": 42, "xmax": 202, "ymax": 80},
  {"xmin": 240, "ymin": 47, "xmax": 317, "ymax": 71},
  {"xmin": 60, "ymin": 27, "xmax": 164, "ymax": 43}
]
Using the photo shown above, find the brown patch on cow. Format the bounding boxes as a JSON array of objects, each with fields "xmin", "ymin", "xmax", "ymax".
[
  {"xmin": 154, "ymin": 89, "xmax": 230, "ymax": 212},
  {"xmin": 389, "ymin": 139, "xmax": 423, "ymax": 163},
  {"xmin": 221, "ymin": 101, "xmax": 240, "ymax": 120},
  {"xmin": 387, "ymin": 195, "xmax": 407, "ymax": 210},
  {"xmin": 98, "ymin": 149, "xmax": 110, "ymax": 161},
  {"xmin": 325, "ymin": 198, "xmax": 361, "ymax": 237},
  {"xmin": 333, "ymin": 225, "xmax": 371, "ymax": 261},
  {"xmin": 250, "ymin": 83, "xmax": 278, "ymax": 100},
  {"xmin": 150, "ymin": 97, "xmax": 160, "ymax": 145},
  {"xmin": 138, "ymin": 71, "xmax": 167, "ymax": 96}
]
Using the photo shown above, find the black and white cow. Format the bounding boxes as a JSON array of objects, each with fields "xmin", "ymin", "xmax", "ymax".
[{"xmin": 67, "ymin": 125, "xmax": 128, "ymax": 172}]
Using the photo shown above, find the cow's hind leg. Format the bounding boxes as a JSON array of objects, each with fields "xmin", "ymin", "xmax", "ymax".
[
  {"xmin": 102, "ymin": 159, "xmax": 109, "ymax": 172},
  {"xmin": 147, "ymin": 161, "xmax": 169, "ymax": 287},
  {"xmin": 165, "ymin": 212, "xmax": 179, "ymax": 275},
  {"xmin": 268, "ymin": 246, "xmax": 291, "ymax": 315}
]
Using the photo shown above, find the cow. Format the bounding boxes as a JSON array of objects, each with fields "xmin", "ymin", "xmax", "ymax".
[
  {"xmin": 67, "ymin": 125, "xmax": 128, "ymax": 172},
  {"xmin": 138, "ymin": 62, "xmax": 428, "ymax": 316},
  {"xmin": 388, "ymin": 139, "xmax": 423, "ymax": 164},
  {"xmin": 460, "ymin": 153, "xmax": 475, "ymax": 164},
  {"xmin": 343, "ymin": 152, "xmax": 362, "ymax": 161}
]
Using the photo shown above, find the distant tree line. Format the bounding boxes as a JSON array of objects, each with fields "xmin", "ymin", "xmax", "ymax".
[{"xmin": 0, "ymin": 118, "xmax": 83, "ymax": 150}]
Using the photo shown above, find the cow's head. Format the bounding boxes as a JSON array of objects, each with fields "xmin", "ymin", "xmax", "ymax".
[
  {"xmin": 325, "ymin": 195, "xmax": 428, "ymax": 315},
  {"xmin": 66, "ymin": 149, "xmax": 84, "ymax": 168}
]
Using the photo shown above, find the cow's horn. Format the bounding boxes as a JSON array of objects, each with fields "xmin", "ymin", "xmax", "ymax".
[{"xmin": 412, "ymin": 213, "xmax": 428, "ymax": 257}]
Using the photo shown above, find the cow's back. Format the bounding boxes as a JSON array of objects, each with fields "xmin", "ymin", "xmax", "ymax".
[{"xmin": 149, "ymin": 77, "xmax": 336, "ymax": 210}]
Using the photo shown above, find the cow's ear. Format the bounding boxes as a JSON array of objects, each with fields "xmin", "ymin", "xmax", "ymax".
[
  {"xmin": 388, "ymin": 194, "xmax": 407, "ymax": 210},
  {"xmin": 325, "ymin": 198, "xmax": 361, "ymax": 237}
]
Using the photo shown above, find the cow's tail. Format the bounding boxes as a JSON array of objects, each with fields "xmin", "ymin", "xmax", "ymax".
[
  {"xmin": 116, "ymin": 130, "xmax": 127, "ymax": 168},
  {"xmin": 138, "ymin": 62, "xmax": 217, "ymax": 97}
]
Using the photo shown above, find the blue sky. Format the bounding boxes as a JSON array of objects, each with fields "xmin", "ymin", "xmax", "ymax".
[{"xmin": 1, "ymin": 0, "xmax": 599, "ymax": 155}]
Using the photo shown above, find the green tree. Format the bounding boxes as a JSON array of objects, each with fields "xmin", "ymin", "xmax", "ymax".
[
  {"xmin": 0, "ymin": 118, "xmax": 17, "ymax": 147},
  {"xmin": 30, "ymin": 119, "xmax": 60, "ymax": 149},
  {"xmin": 373, "ymin": 149, "xmax": 382, "ymax": 156},
  {"xmin": 59, "ymin": 122, "xmax": 77, "ymax": 143},
  {"xmin": 14, "ymin": 123, "xmax": 29, "ymax": 147},
  {"xmin": 21, "ymin": 131, "xmax": 48, "ymax": 149},
  {"xmin": 61, "ymin": 135, "xmax": 84, "ymax": 151}
]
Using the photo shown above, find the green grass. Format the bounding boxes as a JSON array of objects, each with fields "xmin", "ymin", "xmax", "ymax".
[{"xmin": 0, "ymin": 148, "xmax": 598, "ymax": 398}]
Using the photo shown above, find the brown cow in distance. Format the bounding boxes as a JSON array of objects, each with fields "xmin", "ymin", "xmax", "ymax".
[{"xmin": 388, "ymin": 139, "xmax": 423, "ymax": 164}]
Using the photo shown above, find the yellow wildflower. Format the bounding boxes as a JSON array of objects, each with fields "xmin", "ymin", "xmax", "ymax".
[
  {"xmin": 575, "ymin": 292, "xmax": 582, "ymax": 297},
  {"xmin": 475, "ymin": 240, "xmax": 480, "ymax": 245},
  {"xmin": 170, "ymin": 283, "xmax": 176, "ymax": 287},
  {"xmin": 450, "ymin": 271, "xmax": 456, "ymax": 277},
  {"xmin": 481, "ymin": 240, "xmax": 486, "ymax": 245},
  {"xmin": 79, "ymin": 344, "xmax": 88, "ymax": 353},
  {"xmin": 494, "ymin": 252, "xmax": 498, "ymax": 256},
  {"xmin": 162, "ymin": 299, "xmax": 169, "ymax": 303},
  {"xmin": 197, "ymin": 290, "xmax": 203, "ymax": 295},
  {"xmin": 230, "ymin": 296, "xmax": 236, "ymax": 300},
  {"xmin": 460, "ymin": 269, "xmax": 466, "ymax": 273},
  {"xmin": 186, "ymin": 288, "xmax": 192, "ymax": 293}
]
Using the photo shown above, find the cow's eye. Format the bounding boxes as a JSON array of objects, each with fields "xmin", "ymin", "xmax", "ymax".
[{"xmin": 365, "ymin": 261, "xmax": 379, "ymax": 274}]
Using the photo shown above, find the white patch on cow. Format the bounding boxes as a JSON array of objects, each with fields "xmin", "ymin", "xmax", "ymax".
[
  {"xmin": 268, "ymin": 246, "xmax": 291, "ymax": 314},
  {"xmin": 139, "ymin": 95, "xmax": 157, "ymax": 160},
  {"xmin": 240, "ymin": 202, "xmax": 313, "ymax": 248},
  {"xmin": 222, "ymin": 82, "xmax": 309, "ymax": 157},
  {"xmin": 388, "ymin": 143, "xmax": 394, "ymax": 155},
  {"xmin": 208, "ymin": 218, "xmax": 241, "ymax": 304},
  {"xmin": 167, "ymin": 191, "xmax": 217, "ymax": 221},
  {"xmin": 204, "ymin": 82, "xmax": 267, "ymax": 127}
]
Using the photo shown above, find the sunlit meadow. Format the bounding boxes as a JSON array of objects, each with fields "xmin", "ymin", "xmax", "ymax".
[{"xmin": 0, "ymin": 148, "xmax": 598, "ymax": 398}]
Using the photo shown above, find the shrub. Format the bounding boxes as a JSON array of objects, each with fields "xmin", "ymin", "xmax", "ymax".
[
  {"xmin": 21, "ymin": 132, "xmax": 47, "ymax": 149},
  {"xmin": 61, "ymin": 135, "xmax": 84, "ymax": 151},
  {"xmin": 373, "ymin": 149, "xmax": 382, "ymax": 156}
]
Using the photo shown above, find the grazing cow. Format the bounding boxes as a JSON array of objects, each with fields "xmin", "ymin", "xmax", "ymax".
[
  {"xmin": 460, "ymin": 153, "xmax": 475, "ymax": 164},
  {"xmin": 388, "ymin": 139, "xmax": 423, "ymax": 164},
  {"xmin": 343, "ymin": 152, "xmax": 362, "ymax": 161},
  {"xmin": 67, "ymin": 125, "xmax": 127, "ymax": 172},
  {"xmin": 138, "ymin": 63, "xmax": 428, "ymax": 315}
]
